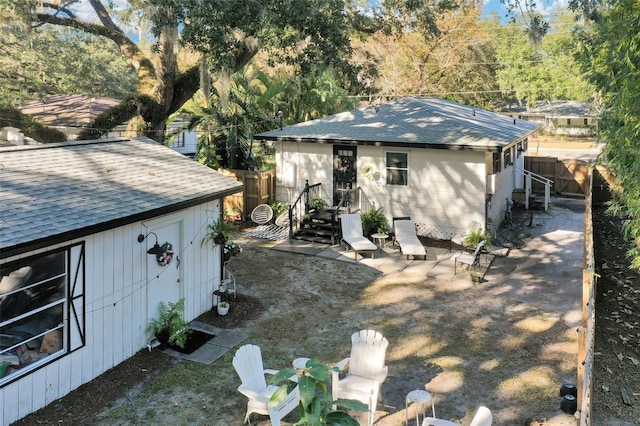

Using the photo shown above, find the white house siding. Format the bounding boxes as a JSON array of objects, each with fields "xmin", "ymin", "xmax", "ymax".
[
  {"xmin": 487, "ymin": 162, "xmax": 516, "ymax": 235},
  {"xmin": 1, "ymin": 201, "xmax": 221, "ymax": 426},
  {"xmin": 275, "ymin": 141, "xmax": 334, "ymax": 205},
  {"xmin": 276, "ymin": 141, "xmax": 490, "ymax": 236},
  {"xmin": 358, "ymin": 146, "xmax": 487, "ymax": 234}
]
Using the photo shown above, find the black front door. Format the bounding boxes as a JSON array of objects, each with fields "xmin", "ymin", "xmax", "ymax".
[{"xmin": 333, "ymin": 145, "xmax": 357, "ymax": 206}]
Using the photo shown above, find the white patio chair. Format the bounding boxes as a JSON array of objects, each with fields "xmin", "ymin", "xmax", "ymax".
[
  {"xmin": 340, "ymin": 213, "xmax": 377, "ymax": 260},
  {"xmin": 422, "ymin": 405, "xmax": 492, "ymax": 426},
  {"xmin": 451, "ymin": 240, "xmax": 486, "ymax": 274},
  {"xmin": 232, "ymin": 344, "xmax": 300, "ymax": 426},
  {"xmin": 394, "ymin": 218, "xmax": 427, "ymax": 260},
  {"xmin": 332, "ymin": 330, "xmax": 389, "ymax": 426},
  {"xmin": 250, "ymin": 204, "xmax": 274, "ymax": 225}
]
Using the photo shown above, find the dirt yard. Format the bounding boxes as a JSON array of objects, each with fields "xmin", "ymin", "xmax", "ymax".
[{"xmin": 11, "ymin": 199, "xmax": 638, "ymax": 426}]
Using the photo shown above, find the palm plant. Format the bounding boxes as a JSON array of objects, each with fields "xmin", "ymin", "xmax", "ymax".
[{"xmin": 269, "ymin": 359, "xmax": 366, "ymax": 426}]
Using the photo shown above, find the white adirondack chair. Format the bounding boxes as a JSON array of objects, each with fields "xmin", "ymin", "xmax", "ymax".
[
  {"xmin": 340, "ymin": 213, "xmax": 377, "ymax": 260},
  {"xmin": 332, "ymin": 330, "xmax": 389, "ymax": 426},
  {"xmin": 422, "ymin": 405, "xmax": 492, "ymax": 426},
  {"xmin": 232, "ymin": 344, "xmax": 300, "ymax": 426}
]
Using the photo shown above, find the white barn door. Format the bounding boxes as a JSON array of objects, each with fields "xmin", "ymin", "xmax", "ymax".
[{"xmin": 147, "ymin": 221, "xmax": 182, "ymax": 320}]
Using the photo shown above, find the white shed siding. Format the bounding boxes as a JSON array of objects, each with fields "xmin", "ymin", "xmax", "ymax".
[{"xmin": 1, "ymin": 200, "xmax": 221, "ymax": 426}]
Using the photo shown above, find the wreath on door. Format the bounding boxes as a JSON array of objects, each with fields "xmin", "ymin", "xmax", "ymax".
[{"xmin": 156, "ymin": 242, "xmax": 174, "ymax": 266}]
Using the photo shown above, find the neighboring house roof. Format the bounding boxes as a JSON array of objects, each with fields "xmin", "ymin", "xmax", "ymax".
[
  {"xmin": 20, "ymin": 94, "xmax": 121, "ymax": 128},
  {"xmin": 255, "ymin": 97, "xmax": 540, "ymax": 152},
  {"xmin": 0, "ymin": 137, "xmax": 243, "ymax": 258},
  {"xmin": 501, "ymin": 100, "xmax": 598, "ymax": 118}
]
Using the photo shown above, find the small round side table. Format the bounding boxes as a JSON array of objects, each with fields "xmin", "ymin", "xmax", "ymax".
[
  {"xmin": 371, "ymin": 233, "xmax": 389, "ymax": 251},
  {"xmin": 292, "ymin": 357, "xmax": 310, "ymax": 369},
  {"xmin": 405, "ymin": 389, "xmax": 435, "ymax": 426}
]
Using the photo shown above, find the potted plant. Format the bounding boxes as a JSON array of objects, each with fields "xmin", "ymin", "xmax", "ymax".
[
  {"xmin": 270, "ymin": 358, "xmax": 367, "ymax": 425},
  {"xmin": 223, "ymin": 241, "xmax": 243, "ymax": 262},
  {"xmin": 217, "ymin": 301, "xmax": 230, "ymax": 316},
  {"xmin": 147, "ymin": 298, "xmax": 192, "ymax": 349},
  {"xmin": 202, "ymin": 219, "xmax": 236, "ymax": 246},
  {"xmin": 270, "ymin": 201, "xmax": 288, "ymax": 218},
  {"xmin": 361, "ymin": 207, "xmax": 389, "ymax": 238},
  {"xmin": 308, "ymin": 197, "xmax": 325, "ymax": 211},
  {"xmin": 463, "ymin": 228, "xmax": 492, "ymax": 249}
]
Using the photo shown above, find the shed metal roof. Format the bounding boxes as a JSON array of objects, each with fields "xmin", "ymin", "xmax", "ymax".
[
  {"xmin": 0, "ymin": 137, "xmax": 243, "ymax": 258},
  {"xmin": 255, "ymin": 97, "xmax": 540, "ymax": 151}
]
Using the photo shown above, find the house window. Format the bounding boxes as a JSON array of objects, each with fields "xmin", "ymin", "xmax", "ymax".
[
  {"xmin": 504, "ymin": 147, "xmax": 513, "ymax": 166},
  {"xmin": 0, "ymin": 243, "xmax": 85, "ymax": 387},
  {"xmin": 492, "ymin": 152, "xmax": 502, "ymax": 174},
  {"xmin": 386, "ymin": 152, "xmax": 408, "ymax": 186},
  {"xmin": 170, "ymin": 132, "xmax": 185, "ymax": 148}
]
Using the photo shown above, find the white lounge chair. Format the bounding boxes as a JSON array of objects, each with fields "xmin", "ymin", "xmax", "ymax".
[
  {"xmin": 394, "ymin": 219, "xmax": 427, "ymax": 260},
  {"xmin": 451, "ymin": 240, "xmax": 487, "ymax": 274},
  {"xmin": 332, "ymin": 330, "xmax": 389, "ymax": 426},
  {"xmin": 340, "ymin": 213, "xmax": 377, "ymax": 260},
  {"xmin": 423, "ymin": 405, "xmax": 492, "ymax": 426},
  {"xmin": 232, "ymin": 344, "xmax": 300, "ymax": 426}
]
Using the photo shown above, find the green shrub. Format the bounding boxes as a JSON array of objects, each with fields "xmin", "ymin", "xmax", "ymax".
[
  {"xmin": 308, "ymin": 197, "xmax": 325, "ymax": 211},
  {"xmin": 271, "ymin": 201, "xmax": 288, "ymax": 217},
  {"xmin": 464, "ymin": 228, "xmax": 492, "ymax": 247},
  {"xmin": 361, "ymin": 207, "xmax": 389, "ymax": 237}
]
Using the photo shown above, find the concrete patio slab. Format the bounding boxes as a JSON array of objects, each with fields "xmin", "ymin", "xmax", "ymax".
[{"xmin": 160, "ymin": 321, "xmax": 247, "ymax": 365}]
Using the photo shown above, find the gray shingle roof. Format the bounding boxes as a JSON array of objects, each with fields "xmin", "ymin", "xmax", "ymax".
[
  {"xmin": 0, "ymin": 138, "xmax": 242, "ymax": 257},
  {"xmin": 255, "ymin": 97, "xmax": 540, "ymax": 150},
  {"xmin": 501, "ymin": 100, "xmax": 598, "ymax": 117}
]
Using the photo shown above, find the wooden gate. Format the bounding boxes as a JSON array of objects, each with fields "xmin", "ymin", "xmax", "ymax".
[
  {"xmin": 219, "ymin": 169, "xmax": 276, "ymax": 220},
  {"xmin": 556, "ymin": 159, "xmax": 590, "ymax": 196},
  {"xmin": 524, "ymin": 156, "xmax": 557, "ymax": 193},
  {"xmin": 524, "ymin": 157, "xmax": 593, "ymax": 197}
]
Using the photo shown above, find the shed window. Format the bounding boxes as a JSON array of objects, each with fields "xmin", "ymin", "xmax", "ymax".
[
  {"xmin": 0, "ymin": 243, "xmax": 85, "ymax": 387},
  {"xmin": 386, "ymin": 152, "xmax": 408, "ymax": 186}
]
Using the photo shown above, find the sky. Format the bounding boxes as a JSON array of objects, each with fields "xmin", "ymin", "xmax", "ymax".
[{"xmin": 482, "ymin": 0, "xmax": 570, "ymax": 21}]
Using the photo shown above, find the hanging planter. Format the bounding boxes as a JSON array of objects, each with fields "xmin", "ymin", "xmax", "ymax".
[{"xmin": 202, "ymin": 219, "xmax": 236, "ymax": 247}]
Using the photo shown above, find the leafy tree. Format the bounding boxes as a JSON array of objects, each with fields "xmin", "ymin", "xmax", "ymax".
[
  {"xmin": 540, "ymin": 11, "xmax": 593, "ymax": 101},
  {"xmin": 10, "ymin": 0, "xmax": 356, "ymax": 143},
  {"xmin": 494, "ymin": 20, "xmax": 551, "ymax": 106},
  {"xmin": 0, "ymin": 12, "xmax": 136, "ymax": 107},
  {"xmin": 350, "ymin": 2, "xmax": 500, "ymax": 107},
  {"xmin": 575, "ymin": 0, "xmax": 640, "ymax": 268},
  {"xmin": 182, "ymin": 65, "xmax": 355, "ymax": 170},
  {"xmin": 0, "ymin": 107, "xmax": 67, "ymax": 142}
]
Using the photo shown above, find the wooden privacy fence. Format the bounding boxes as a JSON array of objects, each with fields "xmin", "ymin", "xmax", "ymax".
[
  {"xmin": 219, "ymin": 169, "xmax": 276, "ymax": 220},
  {"xmin": 524, "ymin": 158, "xmax": 615, "ymax": 203},
  {"xmin": 577, "ymin": 169, "xmax": 596, "ymax": 425},
  {"xmin": 525, "ymin": 156, "xmax": 590, "ymax": 196}
]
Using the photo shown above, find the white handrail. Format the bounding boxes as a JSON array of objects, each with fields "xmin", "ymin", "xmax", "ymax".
[{"xmin": 515, "ymin": 166, "xmax": 553, "ymax": 211}]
